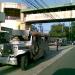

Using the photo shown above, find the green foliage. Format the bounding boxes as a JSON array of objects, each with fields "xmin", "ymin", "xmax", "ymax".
[
  {"xmin": 71, "ymin": 22, "xmax": 75, "ymax": 41},
  {"xmin": 49, "ymin": 23, "xmax": 69, "ymax": 38},
  {"xmin": 49, "ymin": 22, "xmax": 75, "ymax": 41},
  {"xmin": 64, "ymin": 26, "xmax": 69, "ymax": 40}
]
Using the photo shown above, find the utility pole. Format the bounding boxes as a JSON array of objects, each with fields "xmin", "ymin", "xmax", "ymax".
[{"xmin": 38, "ymin": 23, "xmax": 43, "ymax": 32}]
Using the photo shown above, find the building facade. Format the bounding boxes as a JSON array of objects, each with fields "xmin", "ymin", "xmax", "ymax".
[{"xmin": 0, "ymin": 2, "xmax": 27, "ymax": 30}]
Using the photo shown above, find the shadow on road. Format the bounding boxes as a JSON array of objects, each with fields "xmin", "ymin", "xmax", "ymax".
[
  {"xmin": 27, "ymin": 46, "xmax": 65, "ymax": 70},
  {"xmin": 0, "ymin": 66, "xmax": 19, "ymax": 75},
  {"xmin": 53, "ymin": 68, "xmax": 75, "ymax": 75}
]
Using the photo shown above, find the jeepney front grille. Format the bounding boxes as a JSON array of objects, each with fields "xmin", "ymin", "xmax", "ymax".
[{"xmin": 1, "ymin": 44, "xmax": 13, "ymax": 56}]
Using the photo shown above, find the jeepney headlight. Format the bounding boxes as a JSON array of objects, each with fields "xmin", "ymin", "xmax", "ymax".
[{"xmin": 13, "ymin": 45, "xmax": 18, "ymax": 50}]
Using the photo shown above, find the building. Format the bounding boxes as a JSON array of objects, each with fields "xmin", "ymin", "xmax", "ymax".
[{"xmin": 0, "ymin": 2, "xmax": 27, "ymax": 30}]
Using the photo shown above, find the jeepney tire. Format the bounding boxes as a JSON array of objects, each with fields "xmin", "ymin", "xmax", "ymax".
[
  {"xmin": 20, "ymin": 54, "xmax": 28, "ymax": 70},
  {"xmin": 32, "ymin": 44, "xmax": 39, "ymax": 56}
]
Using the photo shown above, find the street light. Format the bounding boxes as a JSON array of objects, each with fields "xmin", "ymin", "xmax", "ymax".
[{"xmin": 38, "ymin": 23, "xmax": 43, "ymax": 32}]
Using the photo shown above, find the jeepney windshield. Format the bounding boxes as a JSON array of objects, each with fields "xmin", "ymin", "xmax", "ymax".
[
  {"xmin": 11, "ymin": 35, "xmax": 31, "ymax": 41},
  {"xmin": 11, "ymin": 30, "xmax": 31, "ymax": 41}
]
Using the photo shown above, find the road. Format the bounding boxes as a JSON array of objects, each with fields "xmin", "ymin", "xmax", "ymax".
[
  {"xmin": 0, "ymin": 45, "xmax": 74, "ymax": 75},
  {"xmin": 38, "ymin": 46, "xmax": 75, "ymax": 75}
]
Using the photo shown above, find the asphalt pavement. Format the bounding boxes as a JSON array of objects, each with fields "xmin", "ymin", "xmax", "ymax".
[{"xmin": 38, "ymin": 46, "xmax": 75, "ymax": 75}]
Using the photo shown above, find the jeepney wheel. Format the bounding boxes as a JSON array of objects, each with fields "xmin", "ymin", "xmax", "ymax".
[
  {"xmin": 21, "ymin": 54, "xmax": 28, "ymax": 70},
  {"xmin": 32, "ymin": 36, "xmax": 39, "ymax": 56},
  {"xmin": 32, "ymin": 44, "xmax": 39, "ymax": 56}
]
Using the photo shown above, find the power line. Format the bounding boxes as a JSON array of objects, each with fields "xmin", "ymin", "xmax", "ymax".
[
  {"xmin": 22, "ymin": 0, "xmax": 32, "ymax": 8},
  {"xmin": 34, "ymin": 0, "xmax": 44, "ymax": 8},
  {"xmin": 34, "ymin": 0, "xmax": 55, "ymax": 19},
  {"xmin": 25, "ymin": 0, "xmax": 38, "ymax": 9},
  {"xmin": 22, "ymin": 0, "xmax": 65, "ymax": 33},
  {"xmin": 40, "ymin": 0, "xmax": 62, "ymax": 19},
  {"xmin": 23, "ymin": 0, "xmax": 39, "ymax": 9},
  {"xmin": 22, "ymin": 0, "xmax": 53, "ymax": 19},
  {"xmin": 22, "ymin": 0, "xmax": 61, "ymax": 22},
  {"xmin": 40, "ymin": 0, "xmax": 49, "ymax": 7}
]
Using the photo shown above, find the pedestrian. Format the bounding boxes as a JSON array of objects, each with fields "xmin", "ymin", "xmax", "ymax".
[{"xmin": 56, "ymin": 39, "xmax": 59, "ymax": 51}]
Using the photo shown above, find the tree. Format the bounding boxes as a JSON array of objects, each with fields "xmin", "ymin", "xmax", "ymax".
[
  {"xmin": 64, "ymin": 26, "xmax": 69, "ymax": 40},
  {"xmin": 71, "ymin": 22, "xmax": 75, "ymax": 41},
  {"xmin": 49, "ymin": 23, "xmax": 66, "ymax": 37}
]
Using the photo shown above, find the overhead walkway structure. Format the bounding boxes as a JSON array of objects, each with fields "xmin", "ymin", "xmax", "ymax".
[{"xmin": 21, "ymin": 3, "xmax": 75, "ymax": 23}]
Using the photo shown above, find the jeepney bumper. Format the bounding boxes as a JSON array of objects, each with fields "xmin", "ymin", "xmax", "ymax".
[{"xmin": 0, "ymin": 56, "xmax": 17, "ymax": 65}]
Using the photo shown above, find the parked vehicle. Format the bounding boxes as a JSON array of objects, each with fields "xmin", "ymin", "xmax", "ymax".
[{"xmin": 0, "ymin": 30, "xmax": 48, "ymax": 70}]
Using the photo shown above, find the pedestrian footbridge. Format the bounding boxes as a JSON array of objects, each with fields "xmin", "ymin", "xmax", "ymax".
[{"xmin": 21, "ymin": 3, "xmax": 75, "ymax": 23}]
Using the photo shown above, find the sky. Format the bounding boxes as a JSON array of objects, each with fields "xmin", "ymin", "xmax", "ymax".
[
  {"xmin": 0, "ymin": 0, "xmax": 74, "ymax": 4},
  {"xmin": 34, "ymin": 22, "xmax": 70, "ymax": 33},
  {"xmin": 0, "ymin": 0, "xmax": 74, "ymax": 33}
]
